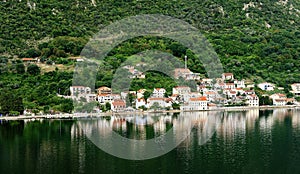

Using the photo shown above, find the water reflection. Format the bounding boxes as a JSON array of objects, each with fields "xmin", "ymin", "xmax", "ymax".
[
  {"xmin": 72, "ymin": 108, "xmax": 300, "ymax": 148},
  {"xmin": 1, "ymin": 109, "xmax": 300, "ymax": 173},
  {"xmin": 76, "ymin": 111, "xmax": 222, "ymax": 160}
]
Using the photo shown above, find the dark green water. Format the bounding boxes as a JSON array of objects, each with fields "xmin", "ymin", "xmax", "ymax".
[{"xmin": 1, "ymin": 109, "xmax": 300, "ymax": 174}]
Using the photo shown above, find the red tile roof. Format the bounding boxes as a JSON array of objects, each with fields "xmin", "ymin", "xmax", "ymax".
[
  {"xmin": 190, "ymin": 97, "xmax": 207, "ymax": 101},
  {"xmin": 223, "ymin": 73, "xmax": 233, "ymax": 76},
  {"xmin": 22, "ymin": 58, "xmax": 35, "ymax": 61},
  {"xmin": 112, "ymin": 99, "xmax": 126, "ymax": 106}
]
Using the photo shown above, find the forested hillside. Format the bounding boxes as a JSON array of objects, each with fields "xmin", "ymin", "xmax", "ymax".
[{"xmin": 0, "ymin": 0, "xmax": 300, "ymax": 114}]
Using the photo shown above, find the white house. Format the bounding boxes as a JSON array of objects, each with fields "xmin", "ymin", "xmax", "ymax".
[
  {"xmin": 70, "ymin": 86, "xmax": 91, "ymax": 96},
  {"xmin": 147, "ymin": 97, "xmax": 167, "ymax": 109},
  {"xmin": 225, "ymin": 83, "xmax": 235, "ymax": 89},
  {"xmin": 223, "ymin": 88, "xmax": 231, "ymax": 95},
  {"xmin": 227, "ymin": 91, "xmax": 237, "ymax": 99},
  {"xmin": 121, "ymin": 91, "xmax": 129, "ymax": 99},
  {"xmin": 291, "ymin": 83, "xmax": 300, "ymax": 97},
  {"xmin": 234, "ymin": 80, "xmax": 246, "ymax": 88},
  {"xmin": 244, "ymin": 90, "xmax": 255, "ymax": 95},
  {"xmin": 246, "ymin": 94, "xmax": 259, "ymax": 107},
  {"xmin": 135, "ymin": 98, "xmax": 146, "ymax": 109},
  {"xmin": 203, "ymin": 91, "xmax": 217, "ymax": 101},
  {"xmin": 197, "ymin": 85, "xmax": 208, "ymax": 92},
  {"xmin": 270, "ymin": 93, "xmax": 286, "ymax": 100},
  {"xmin": 222, "ymin": 73, "xmax": 234, "ymax": 81},
  {"xmin": 182, "ymin": 92, "xmax": 202, "ymax": 102},
  {"xmin": 172, "ymin": 86, "xmax": 191, "ymax": 95},
  {"xmin": 153, "ymin": 88, "xmax": 166, "ymax": 98},
  {"xmin": 98, "ymin": 94, "xmax": 121, "ymax": 104},
  {"xmin": 214, "ymin": 83, "xmax": 226, "ymax": 89},
  {"xmin": 270, "ymin": 93, "xmax": 287, "ymax": 106},
  {"xmin": 174, "ymin": 68, "xmax": 200, "ymax": 80},
  {"xmin": 111, "ymin": 99, "xmax": 126, "ymax": 112},
  {"xmin": 246, "ymin": 84, "xmax": 255, "ymax": 88},
  {"xmin": 273, "ymin": 99, "xmax": 287, "ymax": 106},
  {"xmin": 258, "ymin": 82, "xmax": 275, "ymax": 91},
  {"xmin": 137, "ymin": 89, "xmax": 147, "ymax": 99},
  {"xmin": 86, "ymin": 94, "xmax": 97, "ymax": 102},
  {"xmin": 233, "ymin": 88, "xmax": 245, "ymax": 95},
  {"xmin": 97, "ymin": 86, "xmax": 112, "ymax": 95},
  {"xmin": 202, "ymin": 78, "xmax": 213, "ymax": 85},
  {"xmin": 180, "ymin": 97, "xmax": 208, "ymax": 111},
  {"xmin": 174, "ymin": 68, "xmax": 191, "ymax": 79}
]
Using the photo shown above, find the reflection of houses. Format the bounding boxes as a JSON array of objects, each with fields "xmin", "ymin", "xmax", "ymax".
[
  {"xmin": 180, "ymin": 97, "xmax": 208, "ymax": 111},
  {"xmin": 245, "ymin": 109, "xmax": 259, "ymax": 129},
  {"xmin": 292, "ymin": 109, "xmax": 300, "ymax": 128},
  {"xmin": 218, "ymin": 112, "xmax": 246, "ymax": 139}
]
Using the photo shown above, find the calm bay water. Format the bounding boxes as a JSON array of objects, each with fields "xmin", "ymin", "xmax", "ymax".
[{"xmin": 1, "ymin": 109, "xmax": 300, "ymax": 174}]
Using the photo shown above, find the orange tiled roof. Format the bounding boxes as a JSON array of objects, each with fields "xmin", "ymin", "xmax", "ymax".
[
  {"xmin": 223, "ymin": 73, "xmax": 233, "ymax": 76},
  {"xmin": 205, "ymin": 91, "xmax": 216, "ymax": 95},
  {"xmin": 190, "ymin": 96, "xmax": 207, "ymax": 101},
  {"xmin": 148, "ymin": 98, "xmax": 165, "ymax": 101},
  {"xmin": 22, "ymin": 58, "xmax": 34, "ymax": 61},
  {"xmin": 112, "ymin": 99, "xmax": 126, "ymax": 106}
]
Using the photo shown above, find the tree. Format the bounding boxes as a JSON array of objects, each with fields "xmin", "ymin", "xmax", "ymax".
[
  {"xmin": 143, "ymin": 90, "xmax": 152, "ymax": 101},
  {"xmin": 16, "ymin": 63, "xmax": 25, "ymax": 74},
  {"xmin": 172, "ymin": 102, "xmax": 180, "ymax": 110},
  {"xmin": 0, "ymin": 89, "xmax": 23, "ymax": 116},
  {"xmin": 60, "ymin": 99, "xmax": 74, "ymax": 113},
  {"xmin": 105, "ymin": 102, "xmax": 111, "ymax": 111},
  {"xmin": 259, "ymin": 96, "xmax": 273, "ymax": 106},
  {"xmin": 150, "ymin": 102, "xmax": 161, "ymax": 111},
  {"xmin": 27, "ymin": 64, "xmax": 40, "ymax": 75}
]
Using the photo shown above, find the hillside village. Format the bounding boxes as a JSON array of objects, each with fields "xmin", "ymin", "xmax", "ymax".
[{"xmin": 68, "ymin": 66, "xmax": 300, "ymax": 113}]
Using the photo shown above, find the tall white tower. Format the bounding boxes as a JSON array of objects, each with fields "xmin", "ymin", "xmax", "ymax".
[{"xmin": 184, "ymin": 55, "xmax": 187, "ymax": 69}]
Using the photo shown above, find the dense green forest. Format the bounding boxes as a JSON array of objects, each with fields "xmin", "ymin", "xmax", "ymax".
[{"xmin": 0, "ymin": 0, "xmax": 300, "ymax": 114}]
